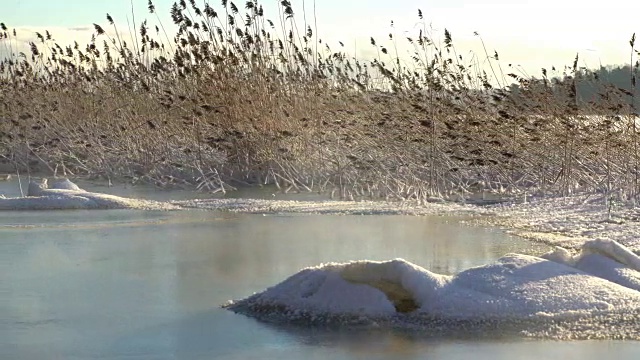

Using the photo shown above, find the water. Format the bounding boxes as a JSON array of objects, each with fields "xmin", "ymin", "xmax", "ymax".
[{"xmin": 1, "ymin": 182, "xmax": 639, "ymax": 359}]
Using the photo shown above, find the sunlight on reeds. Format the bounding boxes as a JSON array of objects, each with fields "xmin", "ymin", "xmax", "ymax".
[{"xmin": 0, "ymin": 1, "xmax": 638, "ymax": 203}]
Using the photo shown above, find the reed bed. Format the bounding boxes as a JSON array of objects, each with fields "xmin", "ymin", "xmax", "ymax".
[{"xmin": 1, "ymin": 1, "xmax": 638, "ymax": 203}]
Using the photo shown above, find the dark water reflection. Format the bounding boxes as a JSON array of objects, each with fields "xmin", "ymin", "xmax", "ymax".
[{"xmin": 1, "ymin": 194, "xmax": 638, "ymax": 358}]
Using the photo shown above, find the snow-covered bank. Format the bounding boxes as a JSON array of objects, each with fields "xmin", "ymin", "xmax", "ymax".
[
  {"xmin": 476, "ymin": 194, "xmax": 640, "ymax": 253},
  {"xmin": 226, "ymin": 239, "xmax": 640, "ymax": 339},
  {"xmin": 0, "ymin": 178, "xmax": 178, "ymax": 210},
  {"xmin": 175, "ymin": 197, "xmax": 476, "ymax": 215}
]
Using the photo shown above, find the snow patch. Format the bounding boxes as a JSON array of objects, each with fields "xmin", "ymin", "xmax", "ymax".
[{"xmin": 0, "ymin": 178, "xmax": 177, "ymax": 210}]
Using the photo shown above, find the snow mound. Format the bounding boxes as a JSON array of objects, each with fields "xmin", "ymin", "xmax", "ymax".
[
  {"xmin": 542, "ymin": 239, "xmax": 640, "ymax": 292},
  {"xmin": 1, "ymin": 179, "xmax": 177, "ymax": 210},
  {"xmin": 226, "ymin": 240, "xmax": 640, "ymax": 339}
]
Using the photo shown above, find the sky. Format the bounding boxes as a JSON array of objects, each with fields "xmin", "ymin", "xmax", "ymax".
[{"xmin": 1, "ymin": 0, "xmax": 638, "ymax": 79}]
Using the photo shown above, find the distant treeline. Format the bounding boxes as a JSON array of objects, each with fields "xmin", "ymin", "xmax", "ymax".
[
  {"xmin": 577, "ymin": 65, "xmax": 639, "ymax": 112},
  {"xmin": 508, "ymin": 65, "xmax": 639, "ymax": 115}
]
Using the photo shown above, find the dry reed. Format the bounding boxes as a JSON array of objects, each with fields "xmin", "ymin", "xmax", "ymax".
[{"xmin": 0, "ymin": 2, "xmax": 638, "ymax": 204}]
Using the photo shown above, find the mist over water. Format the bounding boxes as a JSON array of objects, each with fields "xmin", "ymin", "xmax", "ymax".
[{"xmin": 1, "ymin": 182, "xmax": 639, "ymax": 358}]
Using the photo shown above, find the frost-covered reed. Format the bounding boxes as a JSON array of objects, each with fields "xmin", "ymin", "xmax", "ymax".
[{"xmin": 0, "ymin": 1, "xmax": 638, "ymax": 202}]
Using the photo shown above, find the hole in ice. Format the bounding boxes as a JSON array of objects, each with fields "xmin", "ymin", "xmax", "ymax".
[{"xmin": 343, "ymin": 278, "xmax": 419, "ymax": 314}]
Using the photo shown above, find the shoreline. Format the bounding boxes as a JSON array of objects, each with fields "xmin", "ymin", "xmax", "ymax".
[
  {"xmin": 2, "ymin": 176, "xmax": 638, "ymax": 253},
  {"xmin": 174, "ymin": 192, "xmax": 640, "ymax": 253}
]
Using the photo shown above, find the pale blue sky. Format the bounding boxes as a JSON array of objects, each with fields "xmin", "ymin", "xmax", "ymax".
[
  {"xmin": 2, "ymin": 0, "xmax": 638, "ymax": 76},
  {"xmin": 4, "ymin": 0, "xmax": 465, "ymax": 27}
]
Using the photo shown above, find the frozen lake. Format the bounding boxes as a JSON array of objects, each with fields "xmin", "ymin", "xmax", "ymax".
[{"xmin": 1, "ymin": 181, "xmax": 639, "ymax": 359}]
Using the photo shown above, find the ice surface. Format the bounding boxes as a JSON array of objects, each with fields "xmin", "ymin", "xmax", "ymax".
[
  {"xmin": 0, "ymin": 179, "xmax": 177, "ymax": 210},
  {"xmin": 226, "ymin": 240, "xmax": 640, "ymax": 338}
]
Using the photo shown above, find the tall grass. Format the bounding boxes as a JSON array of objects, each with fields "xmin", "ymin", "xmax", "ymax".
[{"xmin": 0, "ymin": 1, "xmax": 638, "ymax": 203}]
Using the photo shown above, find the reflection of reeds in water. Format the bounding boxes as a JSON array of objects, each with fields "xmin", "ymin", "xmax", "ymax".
[{"xmin": 0, "ymin": 2, "xmax": 638, "ymax": 203}]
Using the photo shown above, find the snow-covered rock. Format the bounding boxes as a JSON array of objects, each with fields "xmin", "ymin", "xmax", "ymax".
[
  {"xmin": 50, "ymin": 178, "xmax": 84, "ymax": 191},
  {"xmin": 226, "ymin": 240, "xmax": 640, "ymax": 337},
  {"xmin": 27, "ymin": 178, "xmax": 48, "ymax": 196}
]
